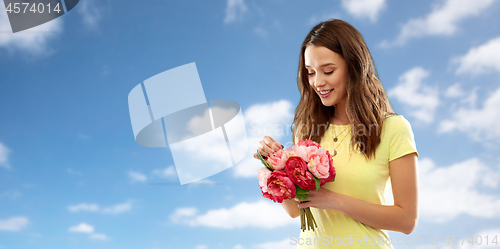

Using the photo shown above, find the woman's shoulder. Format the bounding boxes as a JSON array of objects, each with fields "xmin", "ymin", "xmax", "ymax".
[
  {"xmin": 381, "ymin": 114, "xmax": 414, "ymax": 136},
  {"xmin": 381, "ymin": 114, "xmax": 419, "ymax": 160},
  {"xmin": 384, "ymin": 114, "xmax": 410, "ymax": 127}
]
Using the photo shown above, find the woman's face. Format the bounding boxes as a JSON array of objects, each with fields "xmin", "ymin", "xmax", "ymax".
[{"xmin": 304, "ymin": 45, "xmax": 348, "ymax": 107}]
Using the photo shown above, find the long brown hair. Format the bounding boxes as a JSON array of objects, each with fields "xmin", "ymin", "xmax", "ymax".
[{"xmin": 292, "ymin": 19, "xmax": 395, "ymax": 159}]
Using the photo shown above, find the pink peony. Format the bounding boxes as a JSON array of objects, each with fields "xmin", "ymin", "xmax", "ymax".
[
  {"xmin": 320, "ymin": 150, "xmax": 336, "ymax": 186},
  {"xmin": 284, "ymin": 145, "xmax": 309, "ymax": 162},
  {"xmin": 287, "ymin": 144, "xmax": 332, "ymax": 179},
  {"xmin": 297, "ymin": 139, "xmax": 321, "ymax": 148},
  {"xmin": 265, "ymin": 150, "xmax": 289, "ymax": 171},
  {"xmin": 285, "ymin": 156, "xmax": 316, "ymax": 190},
  {"xmin": 306, "ymin": 146, "xmax": 331, "ymax": 179},
  {"xmin": 266, "ymin": 171, "xmax": 296, "ymax": 203},
  {"xmin": 257, "ymin": 167, "xmax": 272, "ymax": 193},
  {"xmin": 260, "ymin": 186, "xmax": 281, "ymax": 203}
]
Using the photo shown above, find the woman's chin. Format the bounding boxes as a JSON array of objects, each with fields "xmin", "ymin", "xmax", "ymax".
[
  {"xmin": 317, "ymin": 94, "xmax": 337, "ymax": 106},
  {"xmin": 320, "ymin": 100, "xmax": 335, "ymax": 107}
]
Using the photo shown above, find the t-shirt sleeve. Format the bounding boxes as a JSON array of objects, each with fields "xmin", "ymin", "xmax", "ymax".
[{"xmin": 387, "ymin": 115, "xmax": 419, "ymax": 162}]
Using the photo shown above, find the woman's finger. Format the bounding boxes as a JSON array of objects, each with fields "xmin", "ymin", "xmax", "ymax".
[
  {"xmin": 258, "ymin": 140, "xmax": 273, "ymax": 157},
  {"xmin": 263, "ymin": 136, "xmax": 281, "ymax": 152},
  {"xmin": 275, "ymin": 141, "xmax": 284, "ymax": 150},
  {"xmin": 298, "ymin": 201, "xmax": 313, "ymax": 209},
  {"xmin": 271, "ymin": 141, "xmax": 282, "ymax": 152}
]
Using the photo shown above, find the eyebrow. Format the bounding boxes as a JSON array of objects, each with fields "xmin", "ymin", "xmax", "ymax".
[{"xmin": 305, "ymin": 63, "xmax": 336, "ymax": 68}]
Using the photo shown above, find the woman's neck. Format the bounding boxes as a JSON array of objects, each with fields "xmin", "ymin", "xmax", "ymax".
[{"xmin": 331, "ymin": 99, "xmax": 350, "ymax": 125}]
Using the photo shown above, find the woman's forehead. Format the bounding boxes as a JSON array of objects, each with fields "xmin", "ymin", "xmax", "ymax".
[{"xmin": 304, "ymin": 46, "xmax": 344, "ymax": 67}]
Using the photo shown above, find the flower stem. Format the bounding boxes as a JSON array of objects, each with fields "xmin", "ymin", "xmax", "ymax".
[{"xmin": 298, "ymin": 202, "xmax": 318, "ymax": 231}]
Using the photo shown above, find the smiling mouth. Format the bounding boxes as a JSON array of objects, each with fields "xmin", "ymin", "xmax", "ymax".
[{"xmin": 318, "ymin": 89, "xmax": 333, "ymax": 94}]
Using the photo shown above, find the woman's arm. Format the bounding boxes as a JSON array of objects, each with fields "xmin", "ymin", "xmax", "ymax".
[
  {"xmin": 298, "ymin": 153, "xmax": 419, "ymax": 234},
  {"xmin": 281, "ymin": 199, "xmax": 300, "ymax": 218}
]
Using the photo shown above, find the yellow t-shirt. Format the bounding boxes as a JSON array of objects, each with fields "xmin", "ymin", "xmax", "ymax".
[{"xmin": 296, "ymin": 115, "xmax": 418, "ymax": 248}]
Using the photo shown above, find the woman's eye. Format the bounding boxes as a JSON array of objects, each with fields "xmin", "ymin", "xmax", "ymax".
[
  {"xmin": 325, "ymin": 71, "xmax": 334, "ymax": 75},
  {"xmin": 308, "ymin": 72, "xmax": 315, "ymax": 76}
]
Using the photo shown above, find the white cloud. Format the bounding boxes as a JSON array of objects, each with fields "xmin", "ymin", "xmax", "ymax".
[
  {"xmin": 444, "ymin": 83, "xmax": 465, "ymax": 98},
  {"xmin": 172, "ymin": 125, "xmax": 235, "ymax": 165},
  {"xmin": 388, "ymin": 67, "xmax": 439, "ymax": 123},
  {"xmin": 152, "ymin": 166, "xmax": 176, "ymax": 178},
  {"xmin": 89, "ymin": 233, "xmax": 109, "ymax": 240},
  {"xmin": 69, "ymin": 223, "xmax": 94, "ymax": 233},
  {"xmin": 195, "ymin": 245, "xmax": 208, "ymax": 249},
  {"xmin": 439, "ymin": 86, "xmax": 500, "ymax": 140},
  {"xmin": 253, "ymin": 238, "xmax": 295, "ymax": 249},
  {"xmin": 170, "ymin": 200, "xmax": 298, "ymax": 229},
  {"xmin": 233, "ymin": 100, "xmax": 294, "ymax": 178},
  {"xmin": 341, "ymin": 0, "xmax": 385, "ymax": 23},
  {"xmin": 224, "ymin": 0, "xmax": 247, "ymax": 24},
  {"xmin": 0, "ymin": 3, "xmax": 63, "ymax": 56},
  {"xmin": 77, "ymin": 0, "xmax": 102, "ymax": 29},
  {"xmin": 444, "ymin": 83, "xmax": 478, "ymax": 109},
  {"xmin": 244, "ymin": 100, "xmax": 294, "ymax": 147},
  {"xmin": 68, "ymin": 203, "xmax": 99, "ymax": 212},
  {"xmin": 173, "ymin": 207, "xmax": 197, "ymax": 217},
  {"xmin": 233, "ymin": 156, "xmax": 263, "ymax": 179},
  {"xmin": 380, "ymin": 0, "xmax": 495, "ymax": 47},
  {"xmin": 101, "ymin": 201, "xmax": 132, "ymax": 214},
  {"xmin": 186, "ymin": 106, "xmax": 238, "ymax": 136},
  {"xmin": 128, "ymin": 171, "xmax": 147, "ymax": 183},
  {"xmin": 69, "ymin": 223, "xmax": 110, "ymax": 241},
  {"xmin": 389, "ymin": 158, "xmax": 500, "ymax": 223},
  {"xmin": 165, "ymin": 103, "xmax": 248, "ymax": 184},
  {"xmin": 67, "ymin": 201, "xmax": 132, "ymax": 215},
  {"xmin": 0, "ymin": 217, "xmax": 29, "ymax": 231},
  {"xmin": 0, "ymin": 143, "xmax": 11, "ymax": 169},
  {"xmin": 454, "ymin": 36, "xmax": 500, "ymax": 75}
]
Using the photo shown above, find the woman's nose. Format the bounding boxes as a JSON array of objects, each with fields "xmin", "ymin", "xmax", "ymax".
[{"xmin": 314, "ymin": 74, "xmax": 326, "ymax": 88}]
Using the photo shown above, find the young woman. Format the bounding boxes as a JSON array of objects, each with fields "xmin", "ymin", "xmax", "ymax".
[{"xmin": 255, "ymin": 19, "xmax": 419, "ymax": 248}]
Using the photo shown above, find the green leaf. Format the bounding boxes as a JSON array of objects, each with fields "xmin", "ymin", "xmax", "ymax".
[
  {"xmin": 256, "ymin": 150, "xmax": 273, "ymax": 170},
  {"xmin": 296, "ymin": 194, "xmax": 308, "ymax": 201},
  {"xmin": 295, "ymin": 186, "xmax": 310, "ymax": 201},
  {"xmin": 313, "ymin": 176, "xmax": 320, "ymax": 191},
  {"xmin": 296, "ymin": 185, "xmax": 310, "ymax": 195}
]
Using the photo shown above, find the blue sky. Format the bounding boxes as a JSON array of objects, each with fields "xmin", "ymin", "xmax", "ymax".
[{"xmin": 1, "ymin": 0, "xmax": 500, "ymax": 248}]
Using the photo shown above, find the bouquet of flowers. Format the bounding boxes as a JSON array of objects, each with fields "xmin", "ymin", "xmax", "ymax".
[{"xmin": 256, "ymin": 139, "xmax": 336, "ymax": 231}]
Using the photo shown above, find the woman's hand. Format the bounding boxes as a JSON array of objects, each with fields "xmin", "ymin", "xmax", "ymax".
[
  {"xmin": 297, "ymin": 187, "xmax": 341, "ymax": 210},
  {"xmin": 253, "ymin": 136, "xmax": 283, "ymax": 159},
  {"xmin": 297, "ymin": 153, "xmax": 418, "ymax": 234}
]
